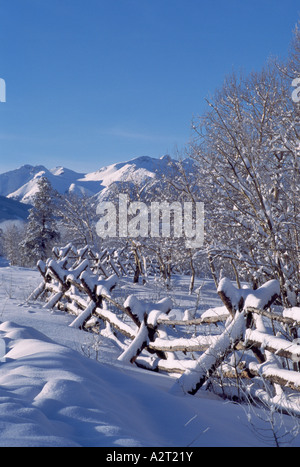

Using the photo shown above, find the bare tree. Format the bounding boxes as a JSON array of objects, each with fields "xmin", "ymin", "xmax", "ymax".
[
  {"xmin": 190, "ymin": 43, "xmax": 300, "ymax": 305},
  {"xmin": 56, "ymin": 193, "xmax": 98, "ymax": 249}
]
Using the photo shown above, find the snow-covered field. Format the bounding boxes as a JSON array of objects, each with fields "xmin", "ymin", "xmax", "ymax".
[{"xmin": 0, "ymin": 262, "xmax": 299, "ymax": 447}]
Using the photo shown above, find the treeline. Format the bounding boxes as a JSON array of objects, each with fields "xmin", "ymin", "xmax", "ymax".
[
  {"xmin": 186, "ymin": 22, "xmax": 300, "ymax": 306},
  {"xmin": 1, "ymin": 22, "xmax": 300, "ymax": 306}
]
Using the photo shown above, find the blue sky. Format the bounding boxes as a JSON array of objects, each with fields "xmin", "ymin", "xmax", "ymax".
[{"xmin": 0, "ymin": 0, "xmax": 299, "ymax": 174}]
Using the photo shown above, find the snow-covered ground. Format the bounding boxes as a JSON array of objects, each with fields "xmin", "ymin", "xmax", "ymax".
[{"xmin": 0, "ymin": 263, "xmax": 299, "ymax": 447}]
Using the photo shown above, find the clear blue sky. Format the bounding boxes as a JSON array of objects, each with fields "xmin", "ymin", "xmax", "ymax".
[{"xmin": 0, "ymin": 0, "xmax": 299, "ymax": 174}]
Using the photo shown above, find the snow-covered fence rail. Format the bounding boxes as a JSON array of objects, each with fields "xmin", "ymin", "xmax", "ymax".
[
  {"xmin": 28, "ymin": 242, "xmax": 148, "ymax": 304},
  {"xmin": 52, "ymin": 243, "xmax": 136, "ymax": 279},
  {"xmin": 28, "ymin": 249, "xmax": 300, "ymax": 410}
]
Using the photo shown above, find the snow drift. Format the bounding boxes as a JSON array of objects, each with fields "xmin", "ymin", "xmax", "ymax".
[
  {"xmin": 0, "ymin": 319, "xmax": 268, "ymax": 447},
  {"xmin": 0, "ymin": 266, "xmax": 300, "ymax": 447}
]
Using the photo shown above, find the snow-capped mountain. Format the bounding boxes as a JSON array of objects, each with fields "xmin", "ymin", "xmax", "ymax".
[
  {"xmin": 0, "ymin": 164, "xmax": 88, "ymax": 203},
  {"xmin": 0, "ymin": 155, "xmax": 176, "ymax": 205}
]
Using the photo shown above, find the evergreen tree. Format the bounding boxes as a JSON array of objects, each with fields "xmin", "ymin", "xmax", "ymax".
[{"xmin": 21, "ymin": 177, "xmax": 60, "ymax": 265}]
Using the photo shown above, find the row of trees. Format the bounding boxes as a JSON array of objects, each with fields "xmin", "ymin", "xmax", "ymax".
[
  {"xmin": 0, "ymin": 173, "xmax": 205, "ymax": 292},
  {"xmin": 1, "ymin": 22, "xmax": 299, "ymax": 305},
  {"xmin": 185, "ymin": 22, "xmax": 300, "ymax": 306},
  {"xmin": 97, "ymin": 21, "xmax": 300, "ymax": 303},
  {"xmin": 111, "ymin": 21, "xmax": 300, "ymax": 304}
]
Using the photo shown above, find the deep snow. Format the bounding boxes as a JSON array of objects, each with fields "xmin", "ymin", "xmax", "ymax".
[{"xmin": 0, "ymin": 265, "xmax": 299, "ymax": 447}]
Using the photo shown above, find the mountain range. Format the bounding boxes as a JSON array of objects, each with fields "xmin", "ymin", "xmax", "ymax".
[{"xmin": 0, "ymin": 154, "xmax": 192, "ymax": 221}]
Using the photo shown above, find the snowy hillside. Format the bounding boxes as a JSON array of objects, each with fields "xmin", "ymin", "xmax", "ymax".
[
  {"xmin": 0, "ymin": 155, "xmax": 179, "ymax": 205},
  {"xmin": 0, "ymin": 196, "xmax": 30, "ymax": 222},
  {"xmin": 0, "ymin": 265, "xmax": 299, "ymax": 447}
]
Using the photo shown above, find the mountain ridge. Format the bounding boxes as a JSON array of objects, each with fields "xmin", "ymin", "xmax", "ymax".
[
  {"xmin": 0, "ymin": 195, "xmax": 30, "ymax": 222},
  {"xmin": 0, "ymin": 154, "xmax": 176, "ymax": 205},
  {"xmin": 0, "ymin": 154, "xmax": 196, "ymax": 221}
]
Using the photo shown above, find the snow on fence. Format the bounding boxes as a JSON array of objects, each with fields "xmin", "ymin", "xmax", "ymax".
[{"xmin": 28, "ymin": 244, "xmax": 300, "ymax": 414}]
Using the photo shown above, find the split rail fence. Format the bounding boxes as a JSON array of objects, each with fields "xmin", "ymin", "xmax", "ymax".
[{"xmin": 28, "ymin": 243, "xmax": 300, "ymax": 413}]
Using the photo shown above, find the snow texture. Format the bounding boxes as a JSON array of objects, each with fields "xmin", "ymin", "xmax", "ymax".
[
  {"xmin": 0, "ymin": 266, "xmax": 299, "ymax": 446},
  {"xmin": 283, "ymin": 307, "xmax": 300, "ymax": 324},
  {"xmin": 172, "ymin": 311, "xmax": 246, "ymax": 395},
  {"xmin": 218, "ymin": 277, "xmax": 280, "ymax": 311}
]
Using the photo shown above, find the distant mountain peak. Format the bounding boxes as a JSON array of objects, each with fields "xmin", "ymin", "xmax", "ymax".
[{"xmin": 0, "ymin": 154, "xmax": 191, "ymax": 213}]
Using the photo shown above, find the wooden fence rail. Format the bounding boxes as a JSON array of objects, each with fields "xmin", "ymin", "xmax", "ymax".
[{"xmin": 28, "ymin": 244, "xmax": 300, "ymax": 415}]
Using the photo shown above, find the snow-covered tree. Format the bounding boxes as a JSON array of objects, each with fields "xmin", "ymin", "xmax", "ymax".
[
  {"xmin": 0, "ymin": 222, "xmax": 26, "ymax": 266},
  {"xmin": 189, "ymin": 25, "xmax": 300, "ymax": 305},
  {"xmin": 21, "ymin": 177, "xmax": 60, "ymax": 265},
  {"xmin": 55, "ymin": 193, "xmax": 98, "ymax": 249},
  {"xmin": 99, "ymin": 164, "xmax": 204, "ymax": 288}
]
